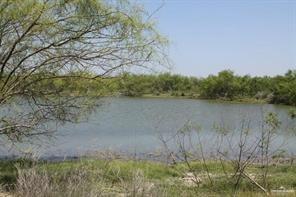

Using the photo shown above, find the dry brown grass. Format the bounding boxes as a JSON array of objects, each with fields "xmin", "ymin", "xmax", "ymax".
[
  {"xmin": 11, "ymin": 165, "xmax": 164, "ymax": 197},
  {"xmin": 14, "ymin": 167, "xmax": 102, "ymax": 197}
]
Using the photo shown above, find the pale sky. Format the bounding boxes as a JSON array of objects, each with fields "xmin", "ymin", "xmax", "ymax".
[{"xmin": 142, "ymin": 0, "xmax": 296, "ymax": 77}]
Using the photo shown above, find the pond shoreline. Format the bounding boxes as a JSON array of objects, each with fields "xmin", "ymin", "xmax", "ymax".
[
  {"xmin": 0, "ymin": 150, "xmax": 294, "ymax": 166},
  {"xmin": 106, "ymin": 94, "xmax": 295, "ymax": 107}
]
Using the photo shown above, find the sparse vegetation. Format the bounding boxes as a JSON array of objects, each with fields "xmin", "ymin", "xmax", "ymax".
[{"xmin": 0, "ymin": 158, "xmax": 295, "ymax": 196}]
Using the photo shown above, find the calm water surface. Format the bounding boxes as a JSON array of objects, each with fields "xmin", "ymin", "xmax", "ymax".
[{"xmin": 1, "ymin": 97, "xmax": 295, "ymax": 158}]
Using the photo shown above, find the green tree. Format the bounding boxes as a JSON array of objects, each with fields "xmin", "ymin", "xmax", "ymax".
[
  {"xmin": 0, "ymin": 0, "xmax": 167, "ymax": 143},
  {"xmin": 199, "ymin": 70, "xmax": 240, "ymax": 99},
  {"xmin": 271, "ymin": 70, "xmax": 296, "ymax": 105}
]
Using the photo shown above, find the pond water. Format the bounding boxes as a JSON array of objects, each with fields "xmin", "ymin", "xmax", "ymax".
[{"xmin": 0, "ymin": 97, "xmax": 295, "ymax": 159}]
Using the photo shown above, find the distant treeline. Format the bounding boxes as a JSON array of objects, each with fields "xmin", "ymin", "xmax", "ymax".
[
  {"xmin": 27, "ymin": 70, "xmax": 296, "ymax": 106},
  {"xmin": 117, "ymin": 70, "xmax": 296, "ymax": 106}
]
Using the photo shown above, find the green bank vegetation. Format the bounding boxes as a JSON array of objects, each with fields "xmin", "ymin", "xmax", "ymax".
[
  {"xmin": 0, "ymin": 158, "xmax": 295, "ymax": 196},
  {"xmin": 34, "ymin": 69, "xmax": 296, "ymax": 106},
  {"xmin": 118, "ymin": 69, "xmax": 296, "ymax": 106}
]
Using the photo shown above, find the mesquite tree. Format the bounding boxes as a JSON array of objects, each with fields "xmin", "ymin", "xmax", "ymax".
[{"xmin": 0, "ymin": 0, "xmax": 167, "ymax": 144}]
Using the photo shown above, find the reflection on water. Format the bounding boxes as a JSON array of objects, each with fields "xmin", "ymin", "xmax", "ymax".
[{"xmin": 0, "ymin": 97, "xmax": 295, "ymax": 158}]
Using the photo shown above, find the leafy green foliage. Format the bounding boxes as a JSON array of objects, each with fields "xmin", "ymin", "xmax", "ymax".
[
  {"xmin": 199, "ymin": 70, "xmax": 240, "ymax": 99},
  {"xmin": 271, "ymin": 70, "xmax": 296, "ymax": 106},
  {"xmin": 0, "ymin": 0, "xmax": 167, "ymax": 142},
  {"xmin": 116, "ymin": 70, "xmax": 296, "ymax": 106},
  {"xmin": 44, "ymin": 69, "xmax": 296, "ymax": 106},
  {"xmin": 117, "ymin": 73, "xmax": 200, "ymax": 97}
]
